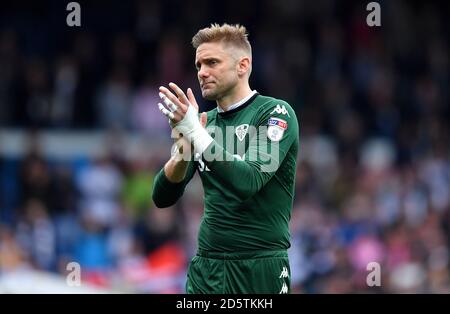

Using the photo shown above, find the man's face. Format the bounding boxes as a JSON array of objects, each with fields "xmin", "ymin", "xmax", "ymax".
[{"xmin": 195, "ymin": 42, "xmax": 240, "ymax": 100}]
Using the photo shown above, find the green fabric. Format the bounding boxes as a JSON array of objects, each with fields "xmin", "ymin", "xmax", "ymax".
[
  {"xmin": 152, "ymin": 159, "xmax": 196, "ymax": 208},
  {"xmin": 186, "ymin": 249, "xmax": 291, "ymax": 294},
  {"xmin": 197, "ymin": 95, "xmax": 299, "ymax": 252},
  {"xmin": 152, "ymin": 93, "xmax": 300, "ymax": 253}
]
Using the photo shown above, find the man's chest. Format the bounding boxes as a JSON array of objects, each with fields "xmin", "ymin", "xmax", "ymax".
[
  {"xmin": 206, "ymin": 115, "xmax": 259, "ymax": 151},
  {"xmin": 194, "ymin": 115, "xmax": 258, "ymax": 174}
]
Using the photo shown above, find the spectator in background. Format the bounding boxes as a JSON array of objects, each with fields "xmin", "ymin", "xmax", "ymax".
[
  {"xmin": 122, "ymin": 157, "xmax": 155, "ymax": 222},
  {"xmin": 0, "ymin": 224, "xmax": 29, "ymax": 272},
  {"xmin": 74, "ymin": 212, "xmax": 112, "ymax": 287},
  {"xmin": 50, "ymin": 56, "xmax": 78, "ymax": 128},
  {"xmin": 96, "ymin": 66, "xmax": 133, "ymax": 130},
  {"xmin": 18, "ymin": 133, "xmax": 52, "ymax": 213},
  {"xmin": 14, "ymin": 58, "xmax": 52, "ymax": 127},
  {"xmin": 0, "ymin": 30, "xmax": 20, "ymax": 126},
  {"xmin": 15, "ymin": 199, "xmax": 56, "ymax": 271},
  {"xmin": 130, "ymin": 74, "xmax": 172, "ymax": 138},
  {"xmin": 76, "ymin": 152, "xmax": 123, "ymax": 228}
]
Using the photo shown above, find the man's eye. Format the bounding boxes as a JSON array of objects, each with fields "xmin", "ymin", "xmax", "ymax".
[{"xmin": 209, "ymin": 60, "xmax": 217, "ymax": 65}]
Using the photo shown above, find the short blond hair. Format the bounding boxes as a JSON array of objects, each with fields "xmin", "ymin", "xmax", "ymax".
[{"xmin": 192, "ymin": 23, "xmax": 252, "ymax": 57}]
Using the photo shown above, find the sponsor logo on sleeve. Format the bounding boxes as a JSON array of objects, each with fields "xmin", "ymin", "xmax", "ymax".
[{"xmin": 267, "ymin": 117, "xmax": 287, "ymax": 141}]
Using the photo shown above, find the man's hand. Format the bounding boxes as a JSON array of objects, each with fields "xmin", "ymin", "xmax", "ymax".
[
  {"xmin": 158, "ymin": 82, "xmax": 198, "ymax": 124},
  {"xmin": 159, "ymin": 84, "xmax": 208, "ymax": 183},
  {"xmin": 158, "ymin": 82, "xmax": 213, "ymax": 155},
  {"xmin": 172, "ymin": 113, "xmax": 207, "ymax": 161}
]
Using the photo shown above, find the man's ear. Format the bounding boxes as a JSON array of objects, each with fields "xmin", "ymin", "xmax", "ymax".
[{"xmin": 237, "ymin": 56, "xmax": 251, "ymax": 77}]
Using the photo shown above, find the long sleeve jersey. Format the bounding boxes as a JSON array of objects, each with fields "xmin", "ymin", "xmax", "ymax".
[{"xmin": 152, "ymin": 93, "xmax": 299, "ymax": 252}]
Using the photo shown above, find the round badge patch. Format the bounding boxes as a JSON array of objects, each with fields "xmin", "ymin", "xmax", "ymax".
[
  {"xmin": 266, "ymin": 117, "xmax": 287, "ymax": 142},
  {"xmin": 267, "ymin": 125, "xmax": 284, "ymax": 141}
]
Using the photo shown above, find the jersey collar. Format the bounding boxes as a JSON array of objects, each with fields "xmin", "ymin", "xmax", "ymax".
[{"xmin": 217, "ymin": 91, "xmax": 259, "ymax": 117}]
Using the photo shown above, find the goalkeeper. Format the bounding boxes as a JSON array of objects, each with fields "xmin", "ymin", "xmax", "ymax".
[{"xmin": 152, "ymin": 23, "xmax": 299, "ymax": 294}]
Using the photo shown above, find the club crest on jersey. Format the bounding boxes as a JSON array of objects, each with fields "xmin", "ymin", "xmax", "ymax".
[
  {"xmin": 267, "ymin": 117, "xmax": 287, "ymax": 142},
  {"xmin": 235, "ymin": 124, "xmax": 249, "ymax": 141},
  {"xmin": 270, "ymin": 104, "xmax": 290, "ymax": 117}
]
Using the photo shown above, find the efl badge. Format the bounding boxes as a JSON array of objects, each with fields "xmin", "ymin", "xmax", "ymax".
[
  {"xmin": 235, "ymin": 124, "xmax": 249, "ymax": 141},
  {"xmin": 267, "ymin": 117, "xmax": 287, "ymax": 141}
]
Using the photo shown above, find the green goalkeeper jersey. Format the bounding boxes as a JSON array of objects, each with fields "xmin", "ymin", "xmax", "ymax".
[{"xmin": 152, "ymin": 93, "xmax": 299, "ymax": 252}]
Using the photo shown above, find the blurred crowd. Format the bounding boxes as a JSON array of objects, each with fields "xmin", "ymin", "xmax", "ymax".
[{"xmin": 0, "ymin": 0, "xmax": 449, "ymax": 293}]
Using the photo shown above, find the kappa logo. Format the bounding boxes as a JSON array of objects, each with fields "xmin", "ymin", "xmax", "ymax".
[
  {"xmin": 235, "ymin": 124, "xmax": 249, "ymax": 141},
  {"xmin": 279, "ymin": 266, "xmax": 289, "ymax": 279},
  {"xmin": 270, "ymin": 104, "xmax": 290, "ymax": 117},
  {"xmin": 279, "ymin": 283, "xmax": 288, "ymax": 294},
  {"xmin": 195, "ymin": 153, "xmax": 210, "ymax": 172}
]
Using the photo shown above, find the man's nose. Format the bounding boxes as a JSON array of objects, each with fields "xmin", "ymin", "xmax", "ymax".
[{"xmin": 198, "ymin": 66, "xmax": 209, "ymax": 79}]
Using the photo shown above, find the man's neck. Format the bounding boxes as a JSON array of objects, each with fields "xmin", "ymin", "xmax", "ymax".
[{"xmin": 217, "ymin": 84, "xmax": 252, "ymax": 112}]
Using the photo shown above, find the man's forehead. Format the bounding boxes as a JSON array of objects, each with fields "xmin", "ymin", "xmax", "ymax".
[{"xmin": 195, "ymin": 42, "xmax": 227, "ymax": 59}]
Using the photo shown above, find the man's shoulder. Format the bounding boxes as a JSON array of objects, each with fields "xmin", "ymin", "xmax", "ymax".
[{"xmin": 255, "ymin": 95, "xmax": 296, "ymax": 118}]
